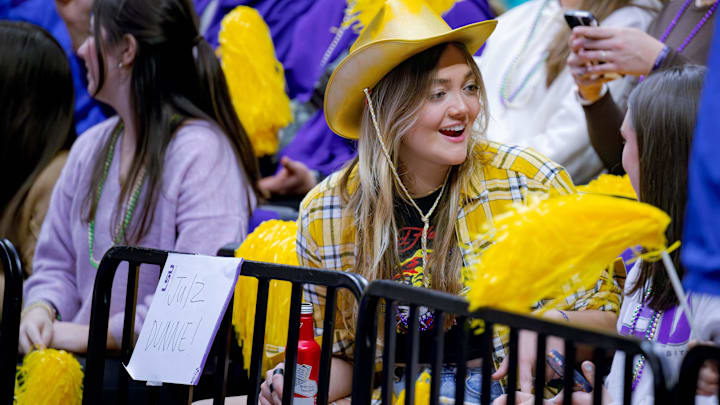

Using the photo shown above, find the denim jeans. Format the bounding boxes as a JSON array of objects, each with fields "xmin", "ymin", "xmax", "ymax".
[{"xmin": 390, "ymin": 366, "xmax": 504, "ymax": 404}]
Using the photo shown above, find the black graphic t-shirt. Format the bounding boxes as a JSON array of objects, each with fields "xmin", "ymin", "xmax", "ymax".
[
  {"xmin": 394, "ymin": 188, "xmax": 441, "ymax": 288},
  {"xmin": 393, "ymin": 189, "xmax": 480, "ymax": 363}
]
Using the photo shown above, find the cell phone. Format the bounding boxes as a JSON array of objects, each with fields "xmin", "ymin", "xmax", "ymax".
[
  {"xmin": 564, "ymin": 10, "xmax": 598, "ymax": 29},
  {"xmin": 545, "ymin": 349, "xmax": 593, "ymax": 393},
  {"xmin": 564, "ymin": 10, "xmax": 622, "ymax": 80}
]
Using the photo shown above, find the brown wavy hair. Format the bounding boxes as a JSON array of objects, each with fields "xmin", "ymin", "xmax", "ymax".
[
  {"xmin": 339, "ymin": 42, "xmax": 489, "ymax": 295},
  {"xmin": 0, "ymin": 21, "xmax": 75, "ymax": 247},
  {"xmin": 84, "ymin": 0, "xmax": 260, "ymax": 243},
  {"xmin": 626, "ymin": 65, "xmax": 706, "ymax": 311}
]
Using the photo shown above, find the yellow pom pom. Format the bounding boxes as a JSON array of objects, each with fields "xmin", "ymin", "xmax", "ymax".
[
  {"xmin": 233, "ymin": 220, "xmax": 298, "ymax": 374},
  {"xmin": 15, "ymin": 349, "xmax": 83, "ymax": 405},
  {"xmin": 219, "ymin": 6, "xmax": 292, "ymax": 157},
  {"xmin": 577, "ymin": 174, "xmax": 637, "ymax": 200},
  {"xmin": 394, "ymin": 369, "xmax": 432, "ymax": 405},
  {"xmin": 466, "ymin": 194, "xmax": 670, "ymax": 314},
  {"xmin": 346, "ymin": 0, "xmax": 459, "ymax": 33}
]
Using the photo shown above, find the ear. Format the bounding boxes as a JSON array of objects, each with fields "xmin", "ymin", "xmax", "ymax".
[{"xmin": 119, "ymin": 33, "xmax": 138, "ymax": 67}]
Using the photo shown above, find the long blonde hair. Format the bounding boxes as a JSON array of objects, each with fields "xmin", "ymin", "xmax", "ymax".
[{"xmin": 339, "ymin": 42, "xmax": 489, "ymax": 295}]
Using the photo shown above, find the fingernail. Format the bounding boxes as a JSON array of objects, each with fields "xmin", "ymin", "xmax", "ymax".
[{"xmin": 583, "ymin": 363, "xmax": 593, "ymax": 372}]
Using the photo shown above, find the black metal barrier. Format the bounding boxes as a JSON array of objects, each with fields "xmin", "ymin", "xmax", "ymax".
[
  {"xmin": 84, "ymin": 246, "xmax": 193, "ymax": 404},
  {"xmin": 236, "ymin": 260, "xmax": 367, "ymax": 405},
  {"xmin": 84, "ymin": 245, "xmax": 368, "ymax": 405},
  {"xmin": 675, "ymin": 344, "xmax": 720, "ymax": 404},
  {"xmin": 0, "ymin": 239, "xmax": 23, "ymax": 405},
  {"xmin": 352, "ymin": 280, "xmax": 669, "ymax": 405}
]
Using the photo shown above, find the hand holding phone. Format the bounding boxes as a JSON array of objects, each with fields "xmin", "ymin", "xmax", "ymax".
[
  {"xmin": 546, "ymin": 349, "xmax": 593, "ymax": 393},
  {"xmin": 564, "ymin": 10, "xmax": 622, "ymax": 81}
]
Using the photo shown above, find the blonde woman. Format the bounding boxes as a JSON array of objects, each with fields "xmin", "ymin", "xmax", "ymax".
[{"xmin": 257, "ymin": 0, "xmax": 622, "ymax": 404}]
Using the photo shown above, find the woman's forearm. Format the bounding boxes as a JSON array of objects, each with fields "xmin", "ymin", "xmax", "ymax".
[
  {"xmin": 329, "ymin": 357, "xmax": 354, "ymax": 402},
  {"xmin": 546, "ymin": 309, "xmax": 618, "ymax": 333}
]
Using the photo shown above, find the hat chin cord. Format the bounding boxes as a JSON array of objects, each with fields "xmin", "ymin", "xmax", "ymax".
[{"xmin": 363, "ymin": 88, "xmax": 450, "ymax": 284}]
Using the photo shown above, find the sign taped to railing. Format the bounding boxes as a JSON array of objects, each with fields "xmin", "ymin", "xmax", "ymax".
[{"xmin": 125, "ymin": 253, "xmax": 242, "ymax": 385}]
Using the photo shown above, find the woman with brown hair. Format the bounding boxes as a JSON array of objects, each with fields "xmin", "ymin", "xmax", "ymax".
[
  {"xmin": 478, "ymin": 0, "xmax": 659, "ymax": 184},
  {"xmin": 19, "ymin": 0, "xmax": 259, "ymax": 355},
  {"xmin": 495, "ymin": 64, "xmax": 720, "ymax": 405},
  {"xmin": 0, "ymin": 21, "xmax": 75, "ymax": 298}
]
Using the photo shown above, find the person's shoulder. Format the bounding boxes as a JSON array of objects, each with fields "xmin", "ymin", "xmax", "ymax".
[
  {"xmin": 486, "ymin": 0, "xmax": 544, "ymax": 45},
  {"xmin": 65, "ymin": 116, "xmax": 120, "ymax": 171},
  {"xmin": 497, "ymin": 0, "xmax": 543, "ymax": 21},
  {"xmin": 170, "ymin": 119, "xmax": 228, "ymax": 151},
  {"xmin": 481, "ymin": 140, "xmax": 564, "ymax": 177},
  {"xmin": 602, "ymin": 0, "xmax": 661, "ymax": 28},
  {"xmin": 71, "ymin": 116, "xmax": 120, "ymax": 152},
  {"xmin": 299, "ymin": 166, "xmax": 353, "ymax": 214},
  {"xmin": 166, "ymin": 119, "xmax": 240, "ymax": 167},
  {"xmin": 28, "ymin": 151, "xmax": 69, "ymax": 197},
  {"xmin": 477, "ymin": 140, "xmax": 576, "ymax": 191}
]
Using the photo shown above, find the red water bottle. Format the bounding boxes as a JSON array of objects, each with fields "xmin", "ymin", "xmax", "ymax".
[{"xmin": 294, "ymin": 302, "xmax": 321, "ymax": 404}]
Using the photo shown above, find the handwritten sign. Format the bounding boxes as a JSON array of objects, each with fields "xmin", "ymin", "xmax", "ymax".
[{"xmin": 125, "ymin": 253, "xmax": 242, "ymax": 385}]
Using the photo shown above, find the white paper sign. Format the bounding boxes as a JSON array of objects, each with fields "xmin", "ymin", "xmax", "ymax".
[{"xmin": 125, "ymin": 253, "xmax": 242, "ymax": 385}]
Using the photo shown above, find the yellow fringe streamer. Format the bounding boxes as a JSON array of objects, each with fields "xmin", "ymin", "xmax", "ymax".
[
  {"xmin": 15, "ymin": 349, "xmax": 83, "ymax": 405},
  {"xmin": 577, "ymin": 174, "xmax": 637, "ymax": 200},
  {"xmin": 466, "ymin": 194, "xmax": 670, "ymax": 314},
  {"xmin": 627, "ymin": 240, "xmax": 682, "ymax": 265},
  {"xmin": 394, "ymin": 369, "xmax": 432, "ymax": 405},
  {"xmin": 233, "ymin": 220, "xmax": 298, "ymax": 375},
  {"xmin": 218, "ymin": 6, "xmax": 292, "ymax": 157},
  {"xmin": 345, "ymin": 0, "xmax": 459, "ymax": 33}
]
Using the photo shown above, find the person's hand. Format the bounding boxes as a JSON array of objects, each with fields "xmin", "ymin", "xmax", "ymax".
[
  {"xmin": 698, "ymin": 360, "xmax": 719, "ymax": 396},
  {"xmin": 567, "ymin": 27, "xmax": 664, "ymax": 102},
  {"xmin": 54, "ymin": 0, "xmax": 94, "ymax": 52},
  {"xmin": 569, "ymin": 27, "xmax": 664, "ymax": 76},
  {"xmin": 257, "ymin": 157, "xmax": 318, "ymax": 198},
  {"xmin": 552, "ymin": 361, "xmax": 612, "ymax": 405},
  {"xmin": 19, "ymin": 305, "xmax": 54, "ymax": 354},
  {"xmin": 689, "ymin": 340, "xmax": 719, "ymax": 396},
  {"xmin": 259, "ymin": 363, "xmax": 285, "ymax": 405},
  {"xmin": 492, "ymin": 391, "xmax": 554, "ymax": 405},
  {"xmin": 492, "ymin": 312, "xmax": 566, "ymax": 392},
  {"xmin": 50, "ymin": 322, "xmax": 91, "ymax": 354}
]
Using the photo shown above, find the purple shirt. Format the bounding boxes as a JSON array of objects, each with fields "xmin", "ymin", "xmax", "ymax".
[{"xmin": 24, "ymin": 116, "xmax": 256, "ymax": 343}]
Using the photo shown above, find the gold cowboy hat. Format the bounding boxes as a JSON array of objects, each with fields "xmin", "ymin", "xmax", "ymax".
[{"xmin": 324, "ymin": 0, "xmax": 497, "ymax": 140}]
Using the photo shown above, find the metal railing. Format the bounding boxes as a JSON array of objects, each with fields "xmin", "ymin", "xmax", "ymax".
[
  {"xmin": 84, "ymin": 246, "xmax": 194, "ymax": 404},
  {"xmin": 675, "ymin": 344, "xmax": 720, "ymax": 404},
  {"xmin": 0, "ymin": 239, "xmax": 23, "ymax": 405},
  {"xmin": 237, "ymin": 260, "xmax": 367, "ymax": 405},
  {"xmin": 352, "ymin": 280, "xmax": 669, "ymax": 405}
]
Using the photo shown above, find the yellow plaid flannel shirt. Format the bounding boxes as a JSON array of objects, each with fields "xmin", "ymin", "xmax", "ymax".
[{"xmin": 296, "ymin": 141, "xmax": 622, "ymax": 372}]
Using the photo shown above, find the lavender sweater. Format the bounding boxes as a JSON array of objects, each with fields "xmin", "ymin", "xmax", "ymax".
[{"xmin": 24, "ymin": 116, "xmax": 255, "ymax": 343}]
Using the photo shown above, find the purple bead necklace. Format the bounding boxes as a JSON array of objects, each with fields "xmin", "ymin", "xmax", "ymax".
[
  {"xmin": 628, "ymin": 287, "xmax": 661, "ymax": 391},
  {"xmin": 660, "ymin": 0, "xmax": 719, "ymax": 53}
]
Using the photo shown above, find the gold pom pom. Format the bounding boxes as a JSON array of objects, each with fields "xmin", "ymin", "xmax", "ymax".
[
  {"xmin": 466, "ymin": 194, "xmax": 670, "ymax": 314},
  {"xmin": 233, "ymin": 220, "xmax": 298, "ymax": 374},
  {"xmin": 346, "ymin": 0, "xmax": 459, "ymax": 33},
  {"xmin": 577, "ymin": 174, "xmax": 637, "ymax": 200},
  {"xmin": 219, "ymin": 6, "xmax": 292, "ymax": 157},
  {"xmin": 15, "ymin": 349, "xmax": 83, "ymax": 405},
  {"xmin": 393, "ymin": 369, "xmax": 432, "ymax": 405}
]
